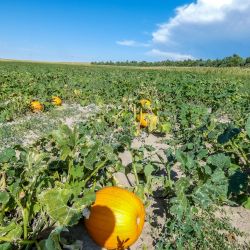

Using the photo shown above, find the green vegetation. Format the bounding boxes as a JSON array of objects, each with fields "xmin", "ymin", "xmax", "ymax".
[
  {"xmin": 92, "ymin": 54, "xmax": 250, "ymax": 67},
  {"xmin": 0, "ymin": 61, "xmax": 249, "ymax": 249}
]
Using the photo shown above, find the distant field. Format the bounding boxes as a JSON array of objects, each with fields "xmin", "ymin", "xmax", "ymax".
[
  {"xmin": 0, "ymin": 60, "xmax": 249, "ymax": 249},
  {"xmin": 0, "ymin": 58, "xmax": 92, "ymax": 65},
  {"xmin": 1, "ymin": 60, "xmax": 249, "ymax": 123}
]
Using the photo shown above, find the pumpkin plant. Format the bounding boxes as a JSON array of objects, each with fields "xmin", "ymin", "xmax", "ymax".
[
  {"xmin": 85, "ymin": 186, "xmax": 145, "ymax": 250},
  {"xmin": 136, "ymin": 111, "xmax": 158, "ymax": 132},
  {"xmin": 139, "ymin": 99, "xmax": 151, "ymax": 110}
]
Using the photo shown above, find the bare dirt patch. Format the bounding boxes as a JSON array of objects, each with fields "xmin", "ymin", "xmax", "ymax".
[
  {"xmin": 222, "ymin": 205, "xmax": 250, "ymax": 245},
  {"xmin": 0, "ymin": 103, "xmax": 98, "ymax": 151}
]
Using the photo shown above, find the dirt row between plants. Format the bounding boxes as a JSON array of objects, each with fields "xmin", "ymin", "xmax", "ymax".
[
  {"xmin": 0, "ymin": 103, "xmax": 98, "ymax": 152},
  {"xmin": 1, "ymin": 103, "xmax": 249, "ymax": 249}
]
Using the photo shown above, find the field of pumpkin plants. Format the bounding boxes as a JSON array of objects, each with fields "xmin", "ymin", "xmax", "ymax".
[{"xmin": 0, "ymin": 61, "xmax": 250, "ymax": 250}]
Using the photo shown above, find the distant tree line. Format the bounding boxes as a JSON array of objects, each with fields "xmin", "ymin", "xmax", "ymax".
[{"xmin": 91, "ymin": 54, "xmax": 250, "ymax": 67}]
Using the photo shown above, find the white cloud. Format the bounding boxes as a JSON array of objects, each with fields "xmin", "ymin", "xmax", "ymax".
[
  {"xmin": 153, "ymin": 0, "xmax": 250, "ymax": 44},
  {"xmin": 147, "ymin": 49, "xmax": 195, "ymax": 61},
  {"xmin": 149, "ymin": 0, "xmax": 250, "ymax": 59},
  {"xmin": 116, "ymin": 40, "xmax": 150, "ymax": 47}
]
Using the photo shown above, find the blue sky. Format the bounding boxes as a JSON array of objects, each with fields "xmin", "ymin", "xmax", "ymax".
[{"xmin": 0, "ymin": 0, "xmax": 249, "ymax": 62}]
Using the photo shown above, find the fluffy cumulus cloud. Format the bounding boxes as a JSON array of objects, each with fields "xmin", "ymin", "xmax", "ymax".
[{"xmin": 150, "ymin": 0, "xmax": 250, "ymax": 59}]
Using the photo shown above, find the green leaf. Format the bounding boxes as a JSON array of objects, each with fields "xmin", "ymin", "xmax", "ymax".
[
  {"xmin": 0, "ymin": 243, "xmax": 12, "ymax": 250},
  {"xmin": 70, "ymin": 165, "xmax": 84, "ymax": 180},
  {"xmin": 39, "ymin": 188, "xmax": 82, "ymax": 226},
  {"xmin": 207, "ymin": 153, "xmax": 230, "ymax": 169},
  {"xmin": 0, "ymin": 148, "xmax": 16, "ymax": 163},
  {"xmin": 176, "ymin": 150, "xmax": 195, "ymax": 170},
  {"xmin": 246, "ymin": 116, "xmax": 250, "ymax": 137},
  {"xmin": 39, "ymin": 227, "xmax": 67, "ymax": 250},
  {"xmin": 160, "ymin": 122, "xmax": 171, "ymax": 133},
  {"xmin": 243, "ymin": 197, "xmax": 250, "ymax": 210},
  {"xmin": 72, "ymin": 190, "xmax": 95, "ymax": 209},
  {"xmin": 60, "ymin": 146, "xmax": 71, "ymax": 161},
  {"xmin": 84, "ymin": 143, "xmax": 99, "ymax": 170},
  {"xmin": 0, "ymin": 222, "xmax": 22, "ymax": 241},
  {"xmin": 0, "ymin": 191, "xmax": 9, "ymax": 205},
  {"xmin": 144, "ymin": 164, "xmax": 154, "ymax": 181}
]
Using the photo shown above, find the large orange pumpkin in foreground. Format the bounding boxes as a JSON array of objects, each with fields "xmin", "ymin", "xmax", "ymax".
[{"xmin": 85, "ymin": 186, "xmax": 145, "ymax": 250}]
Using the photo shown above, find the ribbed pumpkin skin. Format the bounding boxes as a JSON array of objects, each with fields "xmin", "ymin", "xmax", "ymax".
[
  {"xmin": 85, "ymin": 186, "xmax": 145, "ymax": 250},
  {"xmin": 51, "ymin": 96, "xmax": 62, "ymax": 106},
  {"xmin": 30, "ymin": 101, "xmax": 43, "ymax": 112}
]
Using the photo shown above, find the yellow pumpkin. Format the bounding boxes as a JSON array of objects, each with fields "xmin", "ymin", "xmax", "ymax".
[
  {"xmin": 85, "ymin": 186, "xmax": 145, "ymax": 250},
  {"xmin": 30, "ymin": 100, "xmax": 44, "ymax": 112},
  {"xmin": 137, "ymin": 112, "xmax": 158, "ymax": 128},
  {"xmin": 139, "ymin": 99, "xmax": 151, "ymax": 108},
  {"xmin": 51, "ymin": 96, "xmax": 62, "ymax": 106}
]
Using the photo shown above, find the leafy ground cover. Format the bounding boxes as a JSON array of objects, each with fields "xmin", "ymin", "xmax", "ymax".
[{"xmin": 0, "ymin": 61, "xmax": 249, "ymax": 249}]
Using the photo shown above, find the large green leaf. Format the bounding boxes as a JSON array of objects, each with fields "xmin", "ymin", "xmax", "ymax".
[
  {"xmin": 39, "ymin": 187, "xmax": 95, "ymax": 227},
  {"xmin": 39, "ymin": 188, "xmax": 81, "ymax": 226}
]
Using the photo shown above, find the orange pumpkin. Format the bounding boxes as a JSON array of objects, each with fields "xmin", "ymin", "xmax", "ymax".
[
  {"xmin": 85, "ymin": 186, "xmax": 145, "ymax": 250},
  {"xmin": 136, "ymin": 112, "xmax": 158, "ymax": 128},
  {"xmin": 30, "ymin": 100, "xmax": 44, "ymax": 112},
  {"xmin": 51, "ymin": 96, "xmax": 62, "ymax": 106}
]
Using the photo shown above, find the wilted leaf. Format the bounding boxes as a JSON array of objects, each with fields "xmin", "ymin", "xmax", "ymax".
[{"xmin": 148, "ymin": 114, "xmax": 158, "ymax": 132}]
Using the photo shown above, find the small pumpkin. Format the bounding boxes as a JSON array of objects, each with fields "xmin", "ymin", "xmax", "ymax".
[
  {"xmin": 51, "ymin": 96, "xmax": 62, "ymax": 106},
  {"xmin": 85, "ymin": 186, "xmax": 145, "ymax": 250},
  {"xmin": 30, "ymin": 100, "xmax": 44, "ymax": 112},
  {"xmin": 136, "ymin": 112, "xmax": 158, "ymax": 128}
]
